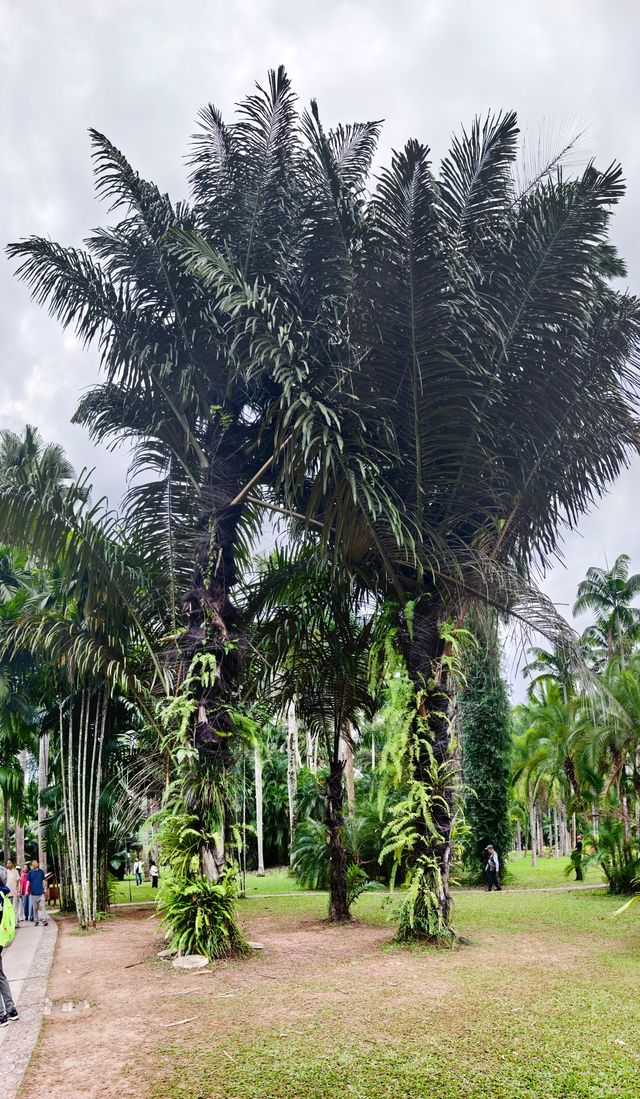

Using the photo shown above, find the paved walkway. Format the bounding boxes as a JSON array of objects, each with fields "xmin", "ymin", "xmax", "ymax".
[{"xmin": 0, "ymin": 919, "xmax": 57, "ymax": 1099}]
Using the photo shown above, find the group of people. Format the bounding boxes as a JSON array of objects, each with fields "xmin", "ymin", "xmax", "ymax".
[
  {"xmin": 0, "ymin": 857, "xmax": 50, "ymax": 1028},
  {"xmin": 0, "ymin": 857, "xmax": 50, "ymax": 1030},
  {"xmin": 3, "ymin": 859, "xmax": 49, "ymax": 926}
]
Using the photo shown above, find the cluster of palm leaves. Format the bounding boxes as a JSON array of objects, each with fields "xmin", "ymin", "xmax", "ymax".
[
  {"xmin": 515, "ymin": 555, "xmax": 640, "ymax": 893},
  {"xmin": 2, "ymin": 67, "xmax": 640, "ymax": 938}
]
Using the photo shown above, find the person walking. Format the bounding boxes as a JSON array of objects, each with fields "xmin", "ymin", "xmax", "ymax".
[
  {"xmin": 485, "ymin": 845, "xmax": 502, "ymax": 891},
  {"xmin": 133, "ymin": 857, "xmax": 143, "ymax": 887},
  {"xmin": 149, "ymin": 860, "xmax": 159, "ymax": 890},
  {"xmin": 19, "ymin": 866, "xmax": 31, "ymax": 921},
  {"xmin": 19, "ymin": 865, "xmax": 32, "ymax": 921},
  {"xmin": 0, "ymin": 868, "xmax": 19, "ymax": 1026},
  {"xmin": 571, "ymin": 833, "xmax": 584, "ymax": 881},
  {"xmin": 5, "ymin": 860, "xmax": 21, "ymax": 925},
  {"xmin": 26, "ymin": 859, "xmax": 48, "ymax": 927}
]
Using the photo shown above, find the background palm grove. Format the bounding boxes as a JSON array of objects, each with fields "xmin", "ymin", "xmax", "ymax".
[{"xmin": 2, "ymin": 4, "xmax": 640, "ymax": 1098}]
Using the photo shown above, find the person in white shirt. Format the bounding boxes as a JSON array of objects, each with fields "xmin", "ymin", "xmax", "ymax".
[
  {"xmin": 485, "ymin": 845, "xmax": 502, "ymax": 891},
  {"xmin": 4, "ymin": 861, "xmax": 21, "ymax": 923},
  {"xmin": 133, "ymin": 858, "xmax": 143, "ymax": 886},
  {"xmin": 149, "ymin": 861, "xmax": 159, "ymax": 889}
]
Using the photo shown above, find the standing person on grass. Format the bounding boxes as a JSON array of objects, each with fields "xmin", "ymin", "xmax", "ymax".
[
  {"xmin": 133, "ymin": 856, "xmax": 143, "ymax": 887},
  {"xmin": 149, "ymin": 859, "xmax": 159, "ymax": 890},
  {"xmin": 27, "ymin": 859, "xmax": 48, "ymax": 926},
  {"xmin": 0, "ymin": 868, "xmax": 18, "ymax": 1026},
  {"xmin": 5, "ymin": 860, "xmax": 20, "ymax": 924},
  {"xmin": 571, "ymin": 833, "xmax": 584, "ymax": 881},
  {"xmin": 485, "ymin": 845, "xmax": 502, "ymax": 892}
]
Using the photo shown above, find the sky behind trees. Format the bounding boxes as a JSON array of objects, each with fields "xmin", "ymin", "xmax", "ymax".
[{"xmin": 2, "ymin": 0, "xmax": 639, "ymax": 693}]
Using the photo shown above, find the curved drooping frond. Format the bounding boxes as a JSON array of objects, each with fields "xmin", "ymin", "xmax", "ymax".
[{"xmin": 7, "ymin": 236, "xmax": 137, "ymax": 359}]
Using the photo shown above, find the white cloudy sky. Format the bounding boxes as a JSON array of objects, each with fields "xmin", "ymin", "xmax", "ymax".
[{"xmin": 1, "ymin": 0, "xmax": 639, "ymax": 693}]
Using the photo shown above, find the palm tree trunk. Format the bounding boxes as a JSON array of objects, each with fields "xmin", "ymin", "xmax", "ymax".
[
  {"xmin": 306, "ymin": 728, "xmax": 316, "ymax": 771},
  {"xmin": 15, "ymin": 749, "xmax": 27, "ymax": 867},
  {"xmin": 200, "ymin": 841, "xmax": 225, "ymax": 882},
  {"xmin": 254, "ymin": 744, "xmax": 265, "ymax": 876},
  {"xmin": 530, "ymin": 800, "xmax": 537, "ymax": 867},
  {"xmin": 3, "ymin": 797, "xmax": 10, "ymax": 860},
  {"xmin": 326, "ymin": 757, "xmax": 349, "ymax": 921},
  {"xmin": 515, "ymin": 820, "xmax": 522, "ymax": 856},
  {"xmin": 621, "ymin": 793, "xmax": 632, "ymax": 844},
  {"xmin": 286, "ymin": 700, "xmax": 299, "ymax": 867},
  {"xmin": 38, "ymin": 731, "xmax": 49, "ymax": 872},
  {"xmin": 400, "ymin": 599, "xmax": 455, "ymax": 938}
]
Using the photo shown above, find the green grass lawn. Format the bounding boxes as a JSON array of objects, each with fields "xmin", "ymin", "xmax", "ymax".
[
  {"xmin": 241, "ymin": 867, "xmax": 306, "ymax": 894},
  {"xmin": 148, "ymin": 885, "xmax": 640, "ymax": 1099},
  {"xmin": 110, "ymin": 876, "xmax": 157, "ymax": 903},
  {"xmin": 111, "ymin": 856, "xmax": 605, "ymax": 907},
  {"xmin": 111, "ymin": 867, "xmax": 305, "ymax": 904},
  {"xmin": 497, "ymin": 853, "xmax": 606, "ymax": 890}
]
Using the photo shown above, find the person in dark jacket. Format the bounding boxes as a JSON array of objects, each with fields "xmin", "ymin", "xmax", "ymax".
[
  {"xmin": 0, "ymin": 867, "xmax": 19, "ymax": 1026},
  {"xmin": 571, "ymin": 833, "xmax": 584, "ymax": 881}
]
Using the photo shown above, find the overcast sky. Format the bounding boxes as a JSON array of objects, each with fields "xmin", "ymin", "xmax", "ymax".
[{"xmin": 2, "ymin": 0, "xmax": 639, "ymax": 695}]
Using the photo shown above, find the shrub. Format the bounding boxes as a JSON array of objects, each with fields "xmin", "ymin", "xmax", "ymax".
[
  {"xmin": 158, "ymin": 872, "xmax": 249, "ymax": 960},
  {"xmin": 587, "ymin": 818, "xmax": 640, "ymax": 895}
]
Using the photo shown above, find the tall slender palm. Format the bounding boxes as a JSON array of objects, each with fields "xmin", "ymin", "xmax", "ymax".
[
  {"xmin": 247, "ymin": 546, "xmax": 380, "ymax": 921},
  {"xmin": 0, "ymin": 425, "xmax": 76, "ymax": 496},
  {"xmin": 523, "ymin": 644, "xmax": 576, "ymax": 701},
  {"xmin": 573, "ymin": 554, "xmax": 640, "ymax": 658}
]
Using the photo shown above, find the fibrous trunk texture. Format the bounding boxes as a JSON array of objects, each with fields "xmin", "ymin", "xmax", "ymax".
[
  {"xmin": 326, "ymin": 758, "xmax": 350, "ymax": 922},
  {"xmin": 401, "ymin": 599, "xmax": 455, "ymax": 938}
]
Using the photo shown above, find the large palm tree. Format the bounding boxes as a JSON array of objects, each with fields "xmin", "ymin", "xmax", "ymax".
[
  {"xmin": 184, "ymin": 103, "xmax": 640, "ymax": 935},
  {"xmin": 573, "ymin": 554, "xmax": 640, "ymax": 658},
  {"xmin": 9, "ymin": 72, "xmax": 640, "ymax": 937}
]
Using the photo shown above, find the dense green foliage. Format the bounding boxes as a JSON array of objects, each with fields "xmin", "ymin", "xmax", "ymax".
[{"xmin": 460, "ymin": 642, "xmax": 513, "ymax": 881}]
